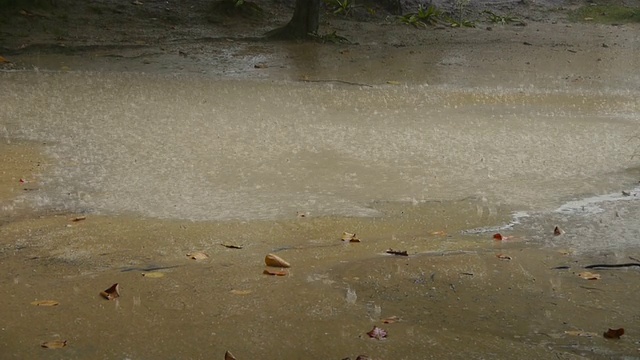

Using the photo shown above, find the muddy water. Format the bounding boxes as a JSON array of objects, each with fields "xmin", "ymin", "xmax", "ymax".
[{"xmin": 1, "ymin": 71, "xmax": 640, "ymax": 359}]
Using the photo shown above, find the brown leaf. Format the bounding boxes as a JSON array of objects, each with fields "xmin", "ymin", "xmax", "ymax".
[
  {"xmin": 100, "ymin": 283, "xmax": 120, "ymax": 300},
  {"xmin": 603, "ymin": 328, "xmax": 624, "ymax": 339},
  {"xmin": 431, "ymin": 230, "xmax": 447, "ymax": 236},
  {"xmin": 496, "ymin": 253, "xmax": 512, "ymax": 260},
  {"xmin": 554, "ymin": 226, "xmax": 565, "ymax": 236},
  {"xmin": 578, "ymin": 271, "xmax": 600, "ymax": 280},
  {"xmin": 265, "ymin": 253, "xmax": 290, "ymax": 268},
  {"xmin": 493, "ymin": 233, "xmax": 505, "ymax": 240},
  {"xmin": 70, "ymin": 216, "xmax": 86, "ymax": 222},
  {"xmin": 263, "ymin": 269, "xmax": 288, "ymax": 276},
  {"xmin": 0, "ymin": 55, "xmax": 11, "ymax": 64},
  {"xmin": 382, "ymin": 316, "xmax": 399, "ymax": 324},
  {"xmin": 31, "ymin": 300, "xmax": 59, "ymax": 307},
  {"xmin": 225, "ymin": 350, "xmax": 237, "ymax": 360},
  {"xmin": 220, "ymin": 243, "xmax": 243, "ymax": 249},
  {"xmin": 385, "ymin": 249, "xmax": 408, "ymax": 256},
  {"xmin": 187, "ymin": 252, "xmax": 209, "ymax": 260},
  {"xmin": 41, "ymin": 340, "xmax": 67, "ymax": 349},
  {"xmin": 341, "ymin": 232, "xmax": 360, "ymax": 242}
]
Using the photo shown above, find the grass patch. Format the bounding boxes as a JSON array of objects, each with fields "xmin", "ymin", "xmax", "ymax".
[{"xmin": 570, "ymin": 4, "xmax": 640, "ymax": 23}]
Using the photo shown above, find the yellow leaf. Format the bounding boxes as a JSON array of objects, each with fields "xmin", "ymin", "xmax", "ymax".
[
  {"xmin": 41, "ymin": 340, "xmax": 67, "ymax": 349},
  {"xmin": 31, "ymin": 300, "xmax": 59, "ymax": 307},
  {"xmin": 578, "ymin": 271, "xmax": 600, "ymax": 280},
  {"xmin": 142, "ymin": 272, "xmax": 165, "ymax": 278},
  {"xmin": 265, "ymin": 253, "xmax": 290, "ymax": 268}
]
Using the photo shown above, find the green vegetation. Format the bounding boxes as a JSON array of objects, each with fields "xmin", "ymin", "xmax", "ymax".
[
  {"xmin": 310, "ymin": 30, "xmax": 351, "ymax": 44},
  {"xmin": 483, "ymin": 10, "xmax": 524, "ymax": 25},
  {"xmin": 324, "ymin": 0, "xmax": 358, "ymax": 16},
  {"xmin": 570, "ymin": 4, "xmax": 640, "ymax": 23},
  {"xmin": 399, "ymin": 4, "xmax": 440, "ymax": 28}
]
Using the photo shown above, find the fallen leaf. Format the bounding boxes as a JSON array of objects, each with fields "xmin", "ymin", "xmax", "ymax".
[
  {"xmin": 70, "ymin": 216, "xmax": 86, "ymax": 222},
  {"xmin": 19, "ymin": 178, "xmax": 27, "ymax": 183},
  {"xmin": 386, "ymin": 80, "xmax": 401, "ymax": 85},
  {"xmin": 230, "ymin": 289, "xmax": 252, "ymax": 295},
  {"xmin": 187, "ymin": 252, "xmax": 209, "ymax": 260},
  {"xmin": 265, "ymin": 253, "xmax": 290, "ymax": 268},
  {"xmin": 220, "ymin": 243, "xmax": 243, "ymax": 249},
  {"xmin": 100, "ymin": 283, "xmax": 120, "ymax": 300},
  {"xmin": 366, "ymin": 326, "xmax": 387, "ymax": 340},
  {"xmin": 0, "ymin": 55, "xmax": 11, "ymax": 64},
  {"xmin": 578, "ymin": 271, "xmax": 600, "ymax": 280},
  {"xmin": 31, "ymin": 300, "xmax": 59, "ymax": 307},
  {"xmin": 254, "ymin": 63, "xmax": 268, "ymax": 68},
  {"xmin": 496, "ymin": 253, "xmax": 512, "ymax": 260},
  {"xmin": 225, "ymin": 351, "xmax": 237, "ymax": 360},
  {"xmin": 493, "ymin": 233, "xmax": 505, "ymax": 240},
  {"xmin": 382, "ymin": 316, "xmax": 399, "ymax": 324},
  {"xmin": 142, "ymin": 272, "xmax": 165, "ymax": 278},
  {"xmin": 341, "ymin": 232, "xmax": 360, "ymax": 242},
  {"xmin": 41, "ymin": 340, "xmax": 67, "ymax": 349},
  {"xmin": 603, "ymin": 328, "xmax": 624, "ymax": 339},
  {"xmin": 386, "ymin": 249, "xmax": 408, "ymax": 256},
  {"xmin": 431, "ymin": 230, "xmax": 447, "ymax": 236},
  {"xmin": 263, "ymin": 269, "xmax": 288, "ymax": 276},
  {"xmin": 554, "ymin": 226, "xmax": 565, "ymax": 236}
]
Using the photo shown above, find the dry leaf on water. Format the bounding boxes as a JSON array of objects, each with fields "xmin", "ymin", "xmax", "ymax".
[
  {"xmin": 263, "ymin": 269, "xmax": 288, "ymax": 276},
  {"xmin": 366, "ymin": 326, "xmax": 387, "ymax": 340},
  {"xmin": 603, "ymin": 328, "xmax": 624, "ymax": 339},
  {"xmin": 265, "ymin": 253, "xmax": 290, "ymax": 268},
  {"xmin": 578, "ymin": 271, "xmax": 600, "ymax": 280},
  {"xmin": 493, "ymin": 233, "xmax": 511, "ymax": 241},
  {"xmin": 386, "ymin": 249, "xmax": 408, "ymax": 256},
  {"xmin": 100, "ymin": 283, "xmax": 120, "ymax": 300},
  {"xmin": 70, "ymin": 216, "xmax": 86, "ymax": 222},
  {"xmin": 187, "ymin": 252, "xmax": 209, "ymax": 260},
  {"xmin": 496, "ymin": 254, "xmax": 512, "ymax": 260},
  {"xmin": 431, "ymin": 230, "xmax": 447, "ymax": 236},
  {"xmin": 142, "ymin": 272, "xmax": 165, "ymax": 278},
  {"xmin": 41, "ymin": 340, "xmax": 67, "ymax": 349},
  {"xmin": 382, "ymin": 316, "xmax": 399, "ymax": 324},
  {"xmin": 341, "ymin": 232, "xmax": 360, "ymax": 242},
  {"xmin": 31, "ymin": 300, "xmax": 59, "ymax": 306},
  {"xmin": 554, "ymin": 226, "xmax": 565, "ymax": 236},
  {"xmin": 225, "ymin": 350, "xmax": 237, "ymax": 360},
  {"xmin": 220, "ymin": 243, "xmax": 243, "ymax": 249}
]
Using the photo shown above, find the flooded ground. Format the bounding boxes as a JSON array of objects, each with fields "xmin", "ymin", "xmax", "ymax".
[{"xmin": 2, "ymin": 0, "xmax": 640, "ymax": 358}]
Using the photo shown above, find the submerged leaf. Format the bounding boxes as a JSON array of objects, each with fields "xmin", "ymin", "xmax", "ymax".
[
  {"xmin": 366, "ymin": 326, "xmax": 387, "ymax": 340},
  {"xmin": 578, "ymin": 271, "xmax": 600, "ymax": 280},
  {"xmin": 263, "ymin": 269, "xmax": 288, "ymax": 276},
  {"xmin": 265, "ymin": 253, "xmax": 290, "ymax": 268},
  {"xmin": 41, "ymin": 340, "xmax": 67, "ymax": 349},
  {"xmin": 31, "ymin": 300, "xmax": 59, "ymax": 307},
  {"xmin": 142, "ymin": 272, "xmax": 165, "ymax": 278},
  {"xmin": 603, "ymin": 328, "xmax": 624, "ymax": 339},
  {"xmin": 100, "ymin": 283, "xmax": 120, "ymax": 300},
  {"xmin": 341, "ymin": 232, "xmax": 360, "ymax": 242},
  {"xmin": 187, "ymin": 252, "xmax": 209, "ymax": 260}
]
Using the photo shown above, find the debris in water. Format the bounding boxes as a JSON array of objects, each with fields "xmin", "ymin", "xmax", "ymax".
[
  {"xmin": 431, "ymin": 230, "xmax": 447, "ymax": 236},
  {"xmin": 265, "ymin": 253, "xmax": 290, "ymax": 268},
  {"xmin": 493, "ymin": 233, "xmax": 509, "ymax": 241},
  {"xmin": 346, "ymin": 287, "xmax": 357, "ymax": 304},
  {"xmin": 187, "ymin": 252, "xmax": 209, "ymax": 260},
  {"xmin": 366, "ymin": 326, "xmax": 387, "ymax": 340},
  {"xmin": 71, "ymin": 216, "xmax": 86, "ymax": 222},
  {"xmin": 0, "ymin": 55, "xmax": 11, "ymax": 64},
  {"xmin": 496, "ymin": 254, "xmax": 512, "ymax": 260},
  {"xmin": 263, "ymin": 269, "xmax": 288, "ymax": 276},
  {"xmin": 141, "ymin": 272, "xmax": 165, "ymax": 278},
  {"xmin": 603, "ymin": 328, "xmax": 624, "ymax": 339},
  {"xmin": 341, "ymin": 232, "xmax": 360, "ymax": 242},
  {"xmin": 31, "ymin": 300, "xmax": 59, "ymax": 306},
  {"xmin": 622, "ymin": 191, "xmax": 631, "ymax": 197},
  {"xmin": 41, "ymin": 340, "xmax": 67, "ymax": 349},
  {"xmin": 553, "ymin": 226, "xmax": 565, "ymax": 236},
  {"xmin": 577, "ymin": 271, "xmax": 600, "ymax": 280},
  {"xmin": 100, "ymin": 283, "xmax": 120, "ymax": 300},
  {"xmin": 225, "ymin": 350, "xmax": 237, "ymax": 360},
  {"xmin": 296, "ymin": 211, "xmax": 309, "ymax": 218},
  {"xmin": 254, "ymin": 63, "xmax": 268, "ymax": 69},
  {"xmin": 564, "ymin": 330, "xmax": 597, "ymax": 337},
  {"xmin": 220, "ymin": 243, "xmax": 243, "ymax": 249},
  {"xmin": 382, "ymin": 316, "xmax": 400, "ymax": 324},
  {"xmin": 386, "ymin": 249, "xmax": 408, "ymax": 256}
]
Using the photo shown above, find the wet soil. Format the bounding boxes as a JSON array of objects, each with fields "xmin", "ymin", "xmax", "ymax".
[{"xmin": 2, "ymin": 0, "xmax": 640, "ymax": 359}]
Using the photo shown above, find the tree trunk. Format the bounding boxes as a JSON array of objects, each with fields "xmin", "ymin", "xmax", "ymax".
[{"xmin": 266, "ymin": 0, "xmax": 320, "ymax": 40}]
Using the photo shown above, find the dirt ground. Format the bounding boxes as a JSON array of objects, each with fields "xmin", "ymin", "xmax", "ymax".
[{"xmin": 1, "ymin": 0, "xmax": 640, "ymax": 359}]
